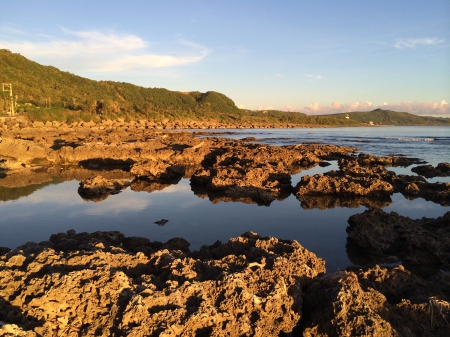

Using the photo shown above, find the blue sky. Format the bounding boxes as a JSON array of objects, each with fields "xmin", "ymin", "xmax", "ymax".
[{"xmin": 1, "ymin": 1, "xmax": 449, "ymax": 116}]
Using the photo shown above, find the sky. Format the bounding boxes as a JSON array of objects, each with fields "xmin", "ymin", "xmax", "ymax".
[{"xmin": 0, "ymin": 1, "xmax": 449, "ymax": 116}]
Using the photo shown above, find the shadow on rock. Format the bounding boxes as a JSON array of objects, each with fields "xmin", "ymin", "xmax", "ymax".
[
  {"xmin": 346, "ymin": 208, "xmax": 450, "ymax": 274},
  {"xmin": 0, "ymin": 296, "xmax": 42, "ymax": 336},
  {"xmin": 411, "ymin": 162, "xmax": 450, "ymax": 178},
  {"xmin": 79, "ymin": 158, "xmax": 135, "ymax": 171},
  {"xmin": 298, "ymin": 265, "xmax": 450, "ymax": 336}
]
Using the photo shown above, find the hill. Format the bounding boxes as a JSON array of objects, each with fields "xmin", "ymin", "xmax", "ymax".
[{"xmin": 326, "ymin": 109, "xmax": 450, "ymax": 126}]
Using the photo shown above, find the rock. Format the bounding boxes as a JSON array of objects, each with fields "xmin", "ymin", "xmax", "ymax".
[
  {"xmin": 131, "ymin": 161, "xmax": 185, "ymax": 183},
  {"xmin": 346, "ymin": 208, "xmax": 450, "ymax": 271},
  {"xmin": 0, "ymin": 231, "xmax": 325, "ymax": 337},
  {"xmin": 393, "ymin": 175, "xmax": 450, "ymax": 206},
  {"xmin": 190, "ymin": 142, "xmax": 358, "ymax": 205},
  {"xmin": 412, "ymin": 162, "xmax": 450, "ymax": 178},
  {"xmin": 354, "ymin": 153, "xmax": 424, "ymax": 167},
  {"xmin": 301, "ymin": 265, "xmax": 450, "ymax": 336},
  {"xmin": 154, "ymin": 219, "xmax": 169, "ymax": 226},
  {"xmin": 294, "ymin": 173, "xmax": 394, "ymax": 197},
  {"xmin": 32, "ymin": 121, "xmax": 44, "ymax": 128},
  {"xmin": 0, "ymin": 139, "xmax": 48, "ymax": 163}
]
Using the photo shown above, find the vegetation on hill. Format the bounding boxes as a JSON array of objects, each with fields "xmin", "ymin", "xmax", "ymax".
[
  {"xmin": 328, "ymin": 109, "xmax": 450, "ymax": 126},
  {"xmin": 1, "ymin": 49, "xmax": 449, "ymax": 126}
]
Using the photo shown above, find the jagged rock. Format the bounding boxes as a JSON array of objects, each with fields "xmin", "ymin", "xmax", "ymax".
[
  {"xmin": 191, "ymin": 142, "xmax": 358, "ymax": 205},
  {"xmin": 346, "ymin": 209, "xmax": 450, "ymax": 270},
  {"xmin": 0, "ymin": 230, "xmax": 325, "ymax": 337},
  {"xmin": 412, "ymin": 162, "xmax": 450, "ymax": 178},
  {"xmin": 301, "ymin": 265, "xmax": 450, "ymax": 336},
  {"xmin": 354, "ymin": 153, "xmax": 424, "ymax": 167},
  {"xmin": 392, "ymin": 175, "xmax": 450, "ymax": 206},
  {"xmin": 295, "ymin": 173, "xmax": 394, "ymax": 197},
  {"xmin": 130, "ymin": 161, "xmax": 185, "ymax": 182}
]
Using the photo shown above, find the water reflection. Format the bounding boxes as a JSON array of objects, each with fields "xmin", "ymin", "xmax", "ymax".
[{"xmin": 297, "ymin": 194, "xmax": 392, "ymax": 210}]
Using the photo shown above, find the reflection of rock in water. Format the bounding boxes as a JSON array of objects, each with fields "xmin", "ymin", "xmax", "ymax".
[
  {"xmin": 190, "ymin": 183, "xmax": 290, "ymax": 206},
  {"xmin": 78, "ymin": 176, "xmax": 131, "ymax": 202},
  {"xmin": 346, "ymin": 209, "xmax": 450, "ymax": 274},
  {"xmin": 130, "ymin": 179, "xmax": 171, "ymax": 193},
  {"xmin": 297, "ymin": 194, "xmax": 392, "ymax": 210}
]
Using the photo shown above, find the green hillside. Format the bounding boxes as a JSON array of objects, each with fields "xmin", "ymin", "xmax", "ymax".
[
  {"xmin": 327, "ymin": 109, "xmax": 450, "ymax": 126},
  {"xmin": 0, "ymin": 49, "xmax": 242, "ymax": 123}
]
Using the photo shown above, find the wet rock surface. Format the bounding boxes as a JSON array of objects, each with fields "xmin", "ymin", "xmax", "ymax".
[{"xmin": 0, "ymin": 230, "xmax": 325, "ymax": 337}]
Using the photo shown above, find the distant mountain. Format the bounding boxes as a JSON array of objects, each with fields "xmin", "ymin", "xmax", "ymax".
[{"xmin": 326, "ymin": 109, "xmax": 450, "ymax": 126}]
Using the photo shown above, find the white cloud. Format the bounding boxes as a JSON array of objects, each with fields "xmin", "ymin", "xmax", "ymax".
[
  {"xmin": 0, "ymin": 28, "xmax": 211, "ymax": 72},
  {"xmin": 301, "ymin": 100, "xmax": 450, "ymax": 116},
  {"xmin": 80, "ymin": 196, "xmax": 150, "ymax": 215},
  {"xmin": 380, "ymin": 100, "xmax": 450, "ymax": 116},
  {"xmin": 331, "ymin": 101, "xmax": 342, "ymax": 109},
  {"xmin": 0, "ymin": 26, "xmax": 26, "ymax": 35},
  {"xmin": 237, "ymin": 104, "xmax": 245, "ymax": 109},
  {"xmin": 284, "ymin": 105, "xmax": 297, "ymax": 112},
  {"xmin": 394, "ymin": 37, "xmax": 444, "ymax": 49},
  {"xmin": 303, "ymin": 74, "xmax": 322, "ymax": 80}
]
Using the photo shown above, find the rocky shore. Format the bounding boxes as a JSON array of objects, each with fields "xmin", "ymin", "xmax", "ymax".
[{"xmin": 1, "ymin": 119, "xmax": 449, "ymax": 336}]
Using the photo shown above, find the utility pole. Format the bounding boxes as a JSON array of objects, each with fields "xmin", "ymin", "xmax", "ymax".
[{"xmin": 2, "ymin": 83, "xmax": 15, "ymax": 116}]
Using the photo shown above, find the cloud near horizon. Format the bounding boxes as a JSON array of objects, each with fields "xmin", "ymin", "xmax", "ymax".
[
  {"xmin": 394, "ymin": 37, "xmax": 445, "ymax": 49},
  {"xmin": 0, "ymin": 28, "xmax": 210, "ymax": 72},
  {"xmin": 301, "ymin": 100, "xmax": 450, "ymax": 116}
]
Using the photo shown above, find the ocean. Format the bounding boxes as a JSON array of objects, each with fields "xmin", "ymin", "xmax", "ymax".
[{"xmin": 1, "ymin": 126, "xmax": 448, "ymax": 273}]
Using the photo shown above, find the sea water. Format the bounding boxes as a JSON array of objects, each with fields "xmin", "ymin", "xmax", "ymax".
[{"xmin": 0, "ymin": 126, "xmax": 448, "ymax": 273}]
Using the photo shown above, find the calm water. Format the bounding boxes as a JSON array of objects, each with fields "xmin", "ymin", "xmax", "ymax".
[{"xmin": 1, "ymin": 126, "xmax": 449, "ymax": 273}]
